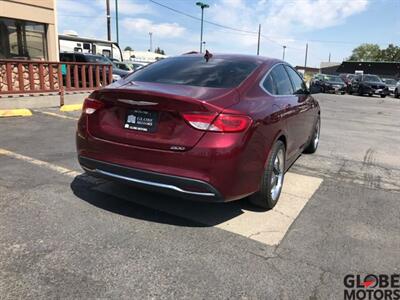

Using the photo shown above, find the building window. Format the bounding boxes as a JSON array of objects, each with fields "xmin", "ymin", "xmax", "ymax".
[{"xmin": 0, "ymin": 17, "xmax": 47, "ymax": 60}]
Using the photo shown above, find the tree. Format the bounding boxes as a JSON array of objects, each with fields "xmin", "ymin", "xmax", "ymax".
[
  {"xmin": 347, "ymin": 43, "xmax": 400, "ymax": 62},
  {"xmin": 124, "ymin": 46, "xmax": 133, "ymax": 51},
  {"xmin": 154, "ymin": 47, "xmax": 165, "ymax": 55},
  {"xmin": 348, "ymin": 43, "xmax": 382, "ymax": 61},
  {"xmin": 380, "ymin": 44, "xmax": 400, "ymax": 62}
]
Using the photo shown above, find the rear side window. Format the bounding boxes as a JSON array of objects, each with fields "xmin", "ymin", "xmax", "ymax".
[
  {"xmin": 126, "ymin": 56, "xmax": 259, "ymax": 88},
  {"xmin": 285, "ymin": 66, "xmax": 307, "ymax": 94},
  {"xmin": 270, "ymin": 64, "xmax": 293, "ymax": 95},
  {"xmin": 262, "ymin": 74, "xmax": 277, "ymax": 94}
]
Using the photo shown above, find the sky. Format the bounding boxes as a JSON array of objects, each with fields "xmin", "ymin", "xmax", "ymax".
[{"xmin": 56, "ymin": 0, "xmax": 400, "ymax": 67}]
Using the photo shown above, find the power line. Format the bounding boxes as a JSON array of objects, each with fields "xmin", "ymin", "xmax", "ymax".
[
  {"xmin": 148, "ymin": 0, "xmax": 393, "ymax": 47},
  {"xmin": 148, "ymin": 0, "xmax": 258, "ymax": 35},
  {"xmin": 59, "ymin": 1, "xmax": 394, "ymax": 50},
  {"xmin": 148, "ymin": 0, "xmax": 288, "ymax": 50},
  {"xmin": 147, "ymin": 0, "xmax": 328, "ymax": 50}
]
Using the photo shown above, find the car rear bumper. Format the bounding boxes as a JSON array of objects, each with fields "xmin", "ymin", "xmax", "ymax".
[
  {"xmin": 373, "ymin": 89, "xmax": 389, "ymax": 95},
  {"xmin": 363, "ymin": 86, "xmax": 390, "ymax": 95},
  {"xmin": 76, "ymin": 119, "xmax": 268, "ymax": 201},
  {"xmin": 79, "ymin": 156, "xmax": 224, "ymax": 202},
  {"xmin": 326, "ymin": 86, "xmax": 345, "ymax": 93}
]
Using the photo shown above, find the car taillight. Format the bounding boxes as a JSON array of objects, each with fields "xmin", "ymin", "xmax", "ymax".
[
  {"xmin": 82, "ymin": 98, "xmax": 104, "ymax": 114},
  {"xmin": 182, "ymin": 113, "xmax": 252, "ymax": 132}
]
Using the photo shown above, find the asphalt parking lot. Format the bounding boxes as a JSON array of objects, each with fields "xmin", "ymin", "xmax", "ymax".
[{"xmin": 1, "ymin": 93, "xmax": 400, "ymax": 299}]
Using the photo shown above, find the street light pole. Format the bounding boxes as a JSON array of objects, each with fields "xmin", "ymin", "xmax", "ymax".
[
  {"xmin": 106, "ymin": 0, "xmax": 111, "ymax": 41},
  {"xmin": 196, "ymin": 2, "xmax": 209, "ymax": 53},
  {"xmin": 304, "ymin": 43, "xmax": 308, "ymax": 68},
  {"xmin": 282, "ymin": 45, "xmax": 286, "ymax": 60},
  {"xmin": 149, "ymin": 32, "xmax": 153, "ymax": 52},
  {"xmin": 257, "ymin": 24, "xmax": 261, "ymax": 55},
  {"xmin": 115, "ymin": 0, "xmax": 119, "ymax": 44}
]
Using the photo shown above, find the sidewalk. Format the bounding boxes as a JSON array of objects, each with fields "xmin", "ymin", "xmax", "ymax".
[{"xmin": 0, "ymin": 92, "xmax": 90, "ymax": 110}]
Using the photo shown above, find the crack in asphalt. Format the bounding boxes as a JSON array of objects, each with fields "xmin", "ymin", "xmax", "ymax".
[{"xmin": 292, "ymin": 155, "xmax": 400, "ymax": 193}]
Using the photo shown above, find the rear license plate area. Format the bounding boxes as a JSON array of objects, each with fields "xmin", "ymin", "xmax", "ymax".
[{"xmin": 124, "ymin": 110, "xmax": 158, "ymax": 133}]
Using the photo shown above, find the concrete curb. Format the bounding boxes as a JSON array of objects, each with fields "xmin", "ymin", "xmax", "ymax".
[
  {"xmin": 60, "ymin": 104, "xmax": 82, "ymax": 112},
  {"xmin": 0, "ymin": 109, "xmax": 32, "ymax": 118},
  {"xmin": 0, "ymin": 92, "xmax": 90, "ymax": 110}
]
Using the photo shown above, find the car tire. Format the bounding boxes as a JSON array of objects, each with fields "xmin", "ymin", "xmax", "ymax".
[
  {"xmin": 303, "ymin": 116, "xmax": 320, "ymax": 154},
  {"xmin": 394, "ymin": 89, "xmax": 399, "ymax": 98},
  {"xmin": 380, "ymin": 94, "xmax": 386, "ymax": 98},
  {"xmin": 368, "ymin": 93, "xmax": 373, "ymax": 97},
  {"xmin": 248, "ymin": 140, "xmax": 286, "ymax": 210}
]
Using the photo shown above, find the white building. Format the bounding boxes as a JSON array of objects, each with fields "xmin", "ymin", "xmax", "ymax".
[{"xmin": 123, "ymin": 50, "xmax": 167, "ymax": 62}]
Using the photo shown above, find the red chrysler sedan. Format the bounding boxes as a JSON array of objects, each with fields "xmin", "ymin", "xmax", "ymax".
[{"xmin": 77, "ymin": 53, "xmax": 320, "ymax": 209}]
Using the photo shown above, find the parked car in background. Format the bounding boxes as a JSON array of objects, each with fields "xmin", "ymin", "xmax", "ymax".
[
  {"xmin": 60, "ymin": 52, "xmax": 130, "ymax": 82},
  {"xmin": 394, "ymin": 82, "xmax": 400, "ymax": 98},
  {"xmin": 348, "ymin": 74, "xmax": 389, "ymax": 98},
  {"xmin": 310, "ymin": 74, "xmax": 346, "ymax": 94},
  {"xmin": 339, "ymin": 73, "xmax": 355, "ymax": 92},
  {"xmin": 382, "ymin": 78, "xmax": 397, "ymax": 94},
  {"xmin": 77, "ymin": 54, "xmax": 321, "ymax": 209},
  {"xmin": 309, "ymin": 73, "xmax": 323, "ymax": 88},
  {"xmin": 114, "ymin": 61, "xmax": 148, "ymax": 72},
  {"xmin": 114, "ymin": 61, "xmax": 133, "ymax": 72}
]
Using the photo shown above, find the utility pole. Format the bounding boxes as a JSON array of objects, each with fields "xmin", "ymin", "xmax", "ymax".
[
  {"xmin": 257, "ymin": 24, "xmax": 261, "ymax": 55},
  {"xmin": 115, "ymin": 0, "xmax": 119, "ymax": 44},
  {"xmin": 282, "ymin": 45, "xmax": 286, "ymax": 60},
  {"xmin": 304, "ymin": 43, "xmax": 308, "ymax": 68},
  {"xmin": 106, "ymin": 0, "xmax": 111, "ymax": 41},
  {"xmin": 196, "ymin": 2, "xmax": 209, "ymax": 53},
  {"xmin": 328, "ymin": 52, "xmax": 331, "ymax": 62},
  {"xmin": 149, "ymin": 32, "xmax": 153, "ymax": 52}
]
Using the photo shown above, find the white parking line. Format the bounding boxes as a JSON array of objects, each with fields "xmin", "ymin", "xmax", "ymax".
[
  {"xmin": 216, "ymin": 173, "xmax": 323, "ymax": 245},
  {"xmin": 33, "ymin": 110, "xmax": 79, "ymax": 121},
  {"xmin": 0, "ymin": 148, "xmax": 80, "ymax": 178}
]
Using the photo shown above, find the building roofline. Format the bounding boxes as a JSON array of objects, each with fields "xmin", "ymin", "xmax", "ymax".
[{"xmin": 344, "ymin": 60, "xmax": 400, "ymax": 64}]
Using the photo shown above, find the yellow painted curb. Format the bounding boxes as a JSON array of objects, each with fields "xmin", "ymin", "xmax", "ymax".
[
  {"xmin": 60, "ymin": 104, "xmax": 82, "ymax": 112},
  {"xmin": 0, "ymin": 109, "xmax": 32, "ymax": 118}
]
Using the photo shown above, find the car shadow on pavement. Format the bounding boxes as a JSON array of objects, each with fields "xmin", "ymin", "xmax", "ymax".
[{"xmin": 70, "ymin": 174, "xmax": 264, "ymax": 227}]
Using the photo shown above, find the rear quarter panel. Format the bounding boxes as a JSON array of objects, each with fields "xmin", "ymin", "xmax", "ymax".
[{"xmin": 221, "ymin": 62, "xmax": 288, "ymax": 190}]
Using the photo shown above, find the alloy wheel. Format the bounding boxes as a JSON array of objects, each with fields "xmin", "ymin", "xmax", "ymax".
[
  {"xmin": 314, "ymin": 119, "xmax": 320, "ymax": 149},
  {"xmin": 270, "ymin": 149, "xmax": 284, "ymax": 201}
]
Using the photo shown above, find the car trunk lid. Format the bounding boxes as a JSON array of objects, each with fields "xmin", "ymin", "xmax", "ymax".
[{"xmin": 87, "ymin": 81, "xmax": 239, "ymax": 150}]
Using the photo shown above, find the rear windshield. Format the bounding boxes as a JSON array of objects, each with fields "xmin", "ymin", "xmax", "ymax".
[
  {"xmin": 324, "ymin": 75, "xmax": 343, "ymax": 83},
  {"xmin": 125, "ymin": 56, "xmax": 259, "ymax": 88},
  {"xmin": 363, "ymin": 75, "xmax": 382, "ymax": 82},
  {"xmin": 383, "ymin": 79, "xmax": 396, "ymax": 85}
]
